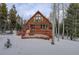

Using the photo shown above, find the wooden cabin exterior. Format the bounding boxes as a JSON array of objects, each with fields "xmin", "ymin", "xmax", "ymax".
[{"xmin": 21, "ymin": 11, "xmax": 53, "ymax": 40}]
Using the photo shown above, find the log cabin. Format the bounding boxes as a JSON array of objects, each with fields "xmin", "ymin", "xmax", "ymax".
[{"xmin": 21, "ymin": 11, "xmax": 53, "ymax": 40}]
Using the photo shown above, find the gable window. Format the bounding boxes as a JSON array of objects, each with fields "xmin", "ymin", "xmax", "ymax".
[
  {"xmin": 40, "ymin": 24, "xmax": 48, "ymax": 29},
  {"xmin": 34, "ymin": 14, "xmax": 42, "ymax": 22},
  {"xmin": 36, "ymin": 14, "xmax": 41, "ymax": 19}
]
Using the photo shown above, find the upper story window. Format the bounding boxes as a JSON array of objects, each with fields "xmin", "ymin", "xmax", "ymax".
[
  {"xmin": 34, "ymin": 14, "xmax": 42, "ymax": 22},
  {"xmin": 35, "ymin": 14, "xmax": 41, "ymax": 19}
]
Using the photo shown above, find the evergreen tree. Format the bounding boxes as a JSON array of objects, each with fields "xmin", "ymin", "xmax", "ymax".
[
  {"xmin": 0, "ymin": 3, "xmax": 7, "ymax": 33},
  {"xmin": 16, "ymin": 15, "xmax": 23, "ymax": 31},
  {"xmin": 0, "ymin": 4, "xmax": 2, "ymax": 31},
  {"xmin": 64, "ymin": 3, "xmax": 79, "ymax": 40},
  {"xmin": 16, "ymin": 15, "xmax": 23, "ymax": 26},
  {"xmin": 16, "ymin": 23, "xmax": 22, "ymax": 31},
  {"xmin": 9, "ymin": 5, "xmax": 17, "ymax": 33}
]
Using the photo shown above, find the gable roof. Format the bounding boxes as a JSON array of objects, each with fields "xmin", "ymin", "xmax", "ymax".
[{"xmin": 25, "ymin": 11, "xmax": 52, "ymax": 25}]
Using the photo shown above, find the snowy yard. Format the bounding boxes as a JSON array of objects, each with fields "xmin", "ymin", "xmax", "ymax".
[{"xmin": 0, "ymin": 33, "xmax": 79, "ymax": 55}]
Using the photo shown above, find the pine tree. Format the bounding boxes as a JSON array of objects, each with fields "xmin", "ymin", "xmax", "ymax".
[
  {"xmin": 16, "ymin": 15, "xmax": 23, "ymax": 31},
  {"xmin": 0, "ymin": 4, "xmax": 2, "ymax": 31},
  {"xmin": 0, "ymin": 3, "xmax": 7, "ymax": 33},
  {"xmin": 64, "ymin": 3, "xmax": 79, "ymax": 40},
  {"xmin": 9, "ymin": 5, "xmax": 17, "ymax": 33}
]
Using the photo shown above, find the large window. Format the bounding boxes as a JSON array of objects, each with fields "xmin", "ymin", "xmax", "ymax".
[
  {"xmin": 34, "ymin": 14, "xmax": 42, "ymax": 22},
  {"xmin": 35, "ymin": 14, "xmax": 41, "ymax": 19}
]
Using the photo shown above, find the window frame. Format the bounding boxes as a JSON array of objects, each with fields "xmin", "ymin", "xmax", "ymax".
[{"xmin": 40, "ymin": 24, "xmax": 48, "ymax": 30}]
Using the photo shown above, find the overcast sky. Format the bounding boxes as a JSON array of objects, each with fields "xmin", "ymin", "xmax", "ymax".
[{"xmin": 6, "ymin": 3, "xmax": 51, "ymax": 20}]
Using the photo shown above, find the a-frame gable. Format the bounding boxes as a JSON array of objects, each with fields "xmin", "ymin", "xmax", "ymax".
[{"xmin": 26, "ymin": 11, "xmax": 52, "ymax": 25}]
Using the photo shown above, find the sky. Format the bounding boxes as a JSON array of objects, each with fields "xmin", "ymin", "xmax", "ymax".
[{"xmin": 6, "ymin": 3, "xmax": 51, "ymax": 20}]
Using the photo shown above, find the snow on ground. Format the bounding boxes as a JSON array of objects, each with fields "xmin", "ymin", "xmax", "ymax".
[{"xmin": 0, "ymin": 33, "xmax": 79, "ymax": 55}]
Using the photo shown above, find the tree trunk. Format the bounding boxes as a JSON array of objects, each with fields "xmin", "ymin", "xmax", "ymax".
[{"xmin": 70, "ymin": 34, "xmax": 73, "ymax": 40}]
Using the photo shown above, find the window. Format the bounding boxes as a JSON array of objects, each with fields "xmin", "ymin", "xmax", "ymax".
[
  {"xmin": 34, "ymin": 14, "xmax": 42, "ymax": 22},
  {"xmin": 40, "ymin": 24, "xmax": 48, "ymax": 29},
  {"xmin": 36, "ymin": 14, "xmax": 41, "ymax": 19}
]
